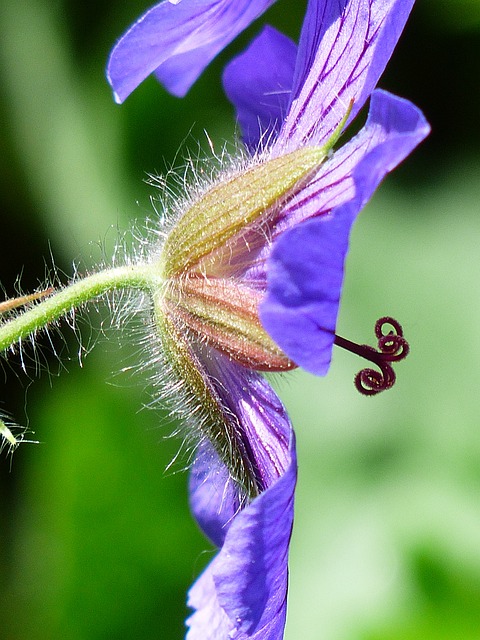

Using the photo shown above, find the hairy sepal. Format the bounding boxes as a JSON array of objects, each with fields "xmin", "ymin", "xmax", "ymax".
[
  {"xmin": 165, "ymin": 276, "xmax": 294, "ymax": 371},
  {"xmin": 160, "ymin": 147, "xmax": 327, "ymax": 279},
  {"xmin": 154, "ymin": 302, "xmax": 261, "ymax": 500}
]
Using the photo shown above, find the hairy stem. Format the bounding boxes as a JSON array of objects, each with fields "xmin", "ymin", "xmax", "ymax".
[{"xmin": 0, "ymin": 264, "xmax": 159, "ymax": 353}]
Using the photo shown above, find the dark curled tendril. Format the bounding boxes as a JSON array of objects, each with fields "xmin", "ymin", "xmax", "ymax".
[{"xmin": 334, "ymin": 317, "xmax": 410, "ymax": 396}]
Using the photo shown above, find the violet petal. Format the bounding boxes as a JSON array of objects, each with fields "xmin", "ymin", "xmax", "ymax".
[
  {"xmin": 187, "ymin": 432, "xmax": 297, "ymax": 639},
  {"xmin": 260, "ymin": 209, "xmax": 354, "ymax": 376},
  {"xmin": 189, "ymin": 351, "xmax": 292, "ymax": 548},
  {"xmin": 260, "ymin": 90, "xmax": 430, "ymax": 375},
  {"xmin": 200, "ymin": 351, "xmax": 292, "ymax": 491},
  {"xmin": 273, "ymin": 89, "xmax": 430, "ymax": 232},
  {"xmin": 189, "ymin": 440, "xmax": 241, "ymax": 548},
  {"xmin": 186, "ymin": 564, "xmax": 234, "ymax": 638},
  {"xmin": 223, "ymin": 26, "xmax": 297, "ymax": 151},
  {"xmin": 277, "ymin": 0, "xmax": 415, "ymax": 149},
  {"xmin": 243, "ymin": 90, "xmax": 428, "ymax": 287},
  {"xmin": 107, "ymin": 0, "xmax": 277, "ymax": 102}
]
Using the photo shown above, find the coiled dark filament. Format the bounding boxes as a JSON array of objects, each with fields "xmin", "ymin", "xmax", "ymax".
[{"xmin": 334, "ymin": 317, "xmax": 409, "ymax": 395}]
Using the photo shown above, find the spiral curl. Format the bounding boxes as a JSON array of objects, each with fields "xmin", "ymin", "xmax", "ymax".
[{"xmin": 335, "ymin": 316, "xmax": 410, "ymax": 396}]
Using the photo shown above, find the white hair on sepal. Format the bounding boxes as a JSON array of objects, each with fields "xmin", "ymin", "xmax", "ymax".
[
  {"xmin": 121, "ymin": 144, "xmax": 286, "ymax": 498},
  {"xmin": 121, "ymin": 300, "xmax": 228, "ymax": 489},
  {"xmin": 82, "ymin": 225, "xmax": 194, "ymax": 469},
  {"xmin": 144, "ymin": 133, "xmax": 250, "ymax": 241}
]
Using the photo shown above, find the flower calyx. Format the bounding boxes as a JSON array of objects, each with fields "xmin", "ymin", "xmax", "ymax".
[
  {"xmin": 151, "ymin": 147, "xmax": 334, "ymax": 497},
  {"xmin": 157, "ymin": 146, "xmax": 329, "ymax": 373}
]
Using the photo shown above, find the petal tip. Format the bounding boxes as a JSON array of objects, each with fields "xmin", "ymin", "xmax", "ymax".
[{"xmin": 112, "ymin": 90, "xmax": 123, "ymax": 105}]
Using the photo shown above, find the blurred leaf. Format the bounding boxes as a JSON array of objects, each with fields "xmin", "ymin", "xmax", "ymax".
[
  {"xmin": 0, "ymin": 0, "xmax": 133, "ymax": 259},
  {"xmin": 421, "ymin": 0, "xmax": 480, "ymax": 32},
  {"xmin": 2, "ymin": 349, "xmax": 211, "ymax": 640}
]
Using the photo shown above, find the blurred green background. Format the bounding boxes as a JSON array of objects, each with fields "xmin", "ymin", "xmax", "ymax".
[{"xmin": 1, "ymin": 1, "xmax": 479, "ymax": 639}]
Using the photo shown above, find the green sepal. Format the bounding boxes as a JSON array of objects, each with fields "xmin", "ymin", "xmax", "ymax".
[
  {"xmin": 160, "ymin": 147, "xmax": 328, "ymax": 279},
  {"xmin": 154, "ymin": 301, "xmax": 261, "ymax": 499}
]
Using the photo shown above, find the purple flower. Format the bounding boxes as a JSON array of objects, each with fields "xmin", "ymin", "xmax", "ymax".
[
  {"xmin": 108, "ymin": 1, "xmax": 430, "ymax": 638},
  {"xmin": 107, "ymin": 0, "xmax": 278, "ymax": 102}
]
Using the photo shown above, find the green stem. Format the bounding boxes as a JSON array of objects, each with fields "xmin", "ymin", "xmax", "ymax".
[{"xmin": 0, "ymin": 264, "xmax": 159, "ymax": 353}]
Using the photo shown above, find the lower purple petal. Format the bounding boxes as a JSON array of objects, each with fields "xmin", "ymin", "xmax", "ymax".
[
  {"xmin": 187, "ymin": 432, "xmax": 297, "ymax": 639},
  {"xmin": 107, "ymin": 0, "xmax": 277, "ymax": 102},
  {"xmin": 187, "ymin": 564, "xmax": 235, "ymax": 638},
  {"xmin": 189, "ymin": 441, "xmax": 242, "ymax": 548},
  {"xmin": 223, "ymin": 26, "xmax": 297, "ymax": 152},
  {"xmin": 189, "ymin": 351, "xmax": 292, "ymax": 544},
  {"xmin": 187, "ymin": 350, "xmax": 296, "ymax": 638},
  {"xmin": 201, "ymin": 351, "xmax": 292, "ymax": 491}
]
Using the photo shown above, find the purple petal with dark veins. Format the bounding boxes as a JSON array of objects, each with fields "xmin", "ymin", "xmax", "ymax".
[
  {"xmin": 243, "ymin": 90, "xmax": 429, "ymax": 286},
  {"xmin": 107, "ymin": 0, "xmax": 277, "ymax": 103},
  {"xmin": 187, "ymin": 432, "xmax": 297, "ymax": 639},
  {"xmin": 273, "ymin": 89, "xmax": 430, "ymax": 232},
  {"xmin": 187, "ymin": 351, "xmax": 295, "ymax": 638},
  {"xmin": 260, "ymin": 90, "xmax": 430, "ymax": 374},
  {"xmin": 189, "ymin": 440, "xmax": 241, "ymax": 548},
  {"xmin": 201, "ymin": 351, "xmax": 291, "ymax": 490},
  {"xmin": 188, "ymin": 352, "xmax": 291, "ymax": 541},
  {"xmin": 223, "ymin": 26, "xmax": 297, "ymax": 152},
  {"xmin": 276, "ymin": 0, "xmax": 415, "ymax": 149}
]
